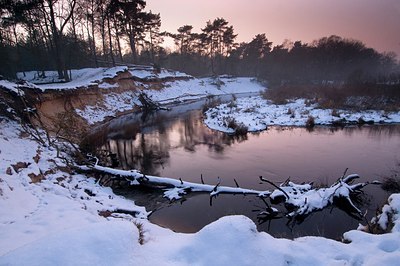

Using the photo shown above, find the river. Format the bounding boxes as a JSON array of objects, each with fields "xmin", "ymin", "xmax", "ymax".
[{"xmin": 86, "ymin": 96, "xmax": 400, "ymax": 239}]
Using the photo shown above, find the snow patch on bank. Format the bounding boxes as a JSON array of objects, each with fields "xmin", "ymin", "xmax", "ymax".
[
  {"xmin": 0, "ymin": 119, "xmax": 147, "ymax": 256},
  {"xmin": 127, "ymin": 66, "xmax": 190, "ymax": 80},
  {"xmin": 12, "ymin": 67, "xmax": 265, "ymax": 124},
  {"xmin": 75, "ymin": 90, "xmax": 141, "ymax": 124},
  {"xmin": 76, "ymin": 76, "xmax": 265, "ymax": 124},
  {"xmin": 2, "ymin": 118, "xmax": 400, "ymax": 265},
  {"xmin": 146, "ymin": 77, "xmax": 263, "ymax": 104},
  {"xmin": 0, "ymin": 80, "xmax": 39, "ymax": 95},
  {"xmin": 16, "ymin": 65, "xmax": 190, "ymax": 91},
  {"xmin": 17, "ymin": 66, "xmax": 128, "ymax": 90},
  {"xmin": 204, "ymin": 96, "xmax": 400, "ymax": 133}
]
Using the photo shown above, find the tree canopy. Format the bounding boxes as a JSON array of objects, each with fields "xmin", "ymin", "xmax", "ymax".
[{"xmin": 0, "ymin": 0, "xmax": 398, "ymax": 84}]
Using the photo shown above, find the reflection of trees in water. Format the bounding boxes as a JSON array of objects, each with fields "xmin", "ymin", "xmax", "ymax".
[
  {"xmin": 100, "ymin": 110, "xmax": 250, "ymax": 175},
  {"xmin": 105, "ymin": 131, "xmax": 170, "ymax": 176},
  {"xmin": 177, "ymin": 113, "xmax": 248, "ymax": 153},
  {"xmin": 86, "ymin": 109, "xmax": 400, "ymax": 177},
  {"xmin": 339, "ymin": 124, "xmax": 400, "ymax": 139},
  {"xmin": 276, "ymin": 124, "xmax": 400, "ymax": 139}
]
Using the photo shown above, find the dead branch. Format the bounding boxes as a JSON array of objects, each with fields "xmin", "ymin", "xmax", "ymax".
[
  {"xmin": 77, "ymin": 162, "xmax": 269, "ymax": 200},
  {"xmin": 259, "ymin": 176, "xmax": 290, "ymax": 199}
]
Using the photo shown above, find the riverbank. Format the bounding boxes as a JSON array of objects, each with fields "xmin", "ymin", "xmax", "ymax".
[
  {"xmin": 1, "ymin": 118, "xmax": 400, "ymax": 264},
  {"xmin": 2, "ymin": 66, "xmax": 400, "ymax": 264},
  {"xmin": 204, "ymin": 96, "xmax": 400, "ymax": 134},
  {"xmin": 1, "ymin": 66, "xmax": 265, "ymax": 127}
]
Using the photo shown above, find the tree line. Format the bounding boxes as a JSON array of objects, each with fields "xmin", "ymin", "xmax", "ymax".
[{"xmin": 1, "ymin": 0, "xmax": 399, "ymax": 85}]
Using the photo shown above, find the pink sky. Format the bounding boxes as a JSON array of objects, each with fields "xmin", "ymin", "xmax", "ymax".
[{"xmin": 146, "ymin": 0, "xmax": 400, "ymax": 58}]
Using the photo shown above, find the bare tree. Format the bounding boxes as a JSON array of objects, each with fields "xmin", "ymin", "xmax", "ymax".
[{"xmin": 41, "ymin": 0, "xmax": 77, "ymax": 81}]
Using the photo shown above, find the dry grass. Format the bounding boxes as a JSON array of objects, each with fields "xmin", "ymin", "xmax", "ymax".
[
  {"xmin": 263, "ymin": 83, "xmax": 400, "ymax": 111},
  {"xmin": 202, "ymin": 98, "xmax": 222, "ymax": 113},
  {"xmin": 381, "ymin": 177, "xmax": 400, "ymax": 193},
  {"xmin": 381, "ymin": 165, "xmax": 400, "ymax": 193},
  {"xmin": 134, "ymin": 221, "xmax": 146, "ymax": 245},
  {"xmin": 223, "ymin": 117, "xmax": 249, "ymax": 136},
  {"xmin": 305, "ymin": 116, "xmax": 315, "ymax": 128}
]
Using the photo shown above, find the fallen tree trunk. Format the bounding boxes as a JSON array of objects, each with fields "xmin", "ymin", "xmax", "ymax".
[
  {"xmin": 267, "ymin": 173, "xmax": 380, "ymax": 219},
  {"xmin": 78, "ymin": 160, "xmax": 379, "ymax": 220},
  {"xmin": 78, "ymin": 163, "xmax": 270, "ymax": 200}
]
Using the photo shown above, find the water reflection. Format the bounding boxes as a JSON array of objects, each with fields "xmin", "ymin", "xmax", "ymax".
[
  {"xmin": 85, "ymin": 99, "xmax": 400, "ymax": 239},
  {"xmin": 84, "ymin": 101, "xmax": 249, "ymax": 176}
]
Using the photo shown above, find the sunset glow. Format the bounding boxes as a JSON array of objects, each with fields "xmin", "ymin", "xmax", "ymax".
[{"xmin": 147, "ymin": 0, "xmax": 400, "ymax": 56}]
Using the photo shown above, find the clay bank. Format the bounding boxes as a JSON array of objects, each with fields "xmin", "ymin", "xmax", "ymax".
[{"xmin": 0, "ymin": 66, "xmax": 265, "ymax": 131}]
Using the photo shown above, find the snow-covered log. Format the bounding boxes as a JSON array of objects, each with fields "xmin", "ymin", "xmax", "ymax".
[
  {"xmin": 78, "ymin": 163, "xmax": 270, "ymax": 200},
  {"xmin": 268, "ymin": 173, "xmax": 380, "ymax": 219},
  {"xmin": 79, "ymin": 159, "xmax": 378, "ymax": 220}
]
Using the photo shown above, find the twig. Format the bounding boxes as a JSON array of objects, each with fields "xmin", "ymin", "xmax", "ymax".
[
  {"xmin": 234, "ymin": 178, "xmax": 240, "ymax": 188},
  {"xmin": 337, "ymin": 168, "xmax": 349, "ymax": 182},
  {"xmin": 259, "ymin": 176, "xmax": 290, "ymax": 199}
]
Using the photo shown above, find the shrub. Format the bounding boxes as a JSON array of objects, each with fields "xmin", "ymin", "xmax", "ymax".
[
  {"xmin": 202, "ymin": 98, "xmax": 221, "ymax": 113},
  {"xmin": 305, "ymin": 116, "xmax": 315, "ymax": 128},
  {"xmin": 331, "ymin": 109, "xmax": 340, "ymax": 117},
  {"xmin": 234, "ymin": 123, "xmax": 249, "ymax": 136},
  {"xmin": 224, "ymin": 117, "xmax": 248, "ymax": 136},
  {"xmin": 261, "ymin": 83, "xmax": 400, "ymax": 111},
  {"xmin": 287, "ymin": 108, "xmax": 295, "ymax": 118},
  {"xmin": 225, "ymin": 117, "xmax": 237, "ymax": 129},
  {"xmin": 381, "ymin": 176, "xmax": 400, "ymax": 193}
]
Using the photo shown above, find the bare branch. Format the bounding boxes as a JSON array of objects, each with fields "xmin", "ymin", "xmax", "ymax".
[{"xmin": 259, "ymin": 176, "xmax": 290, "ymax": 199}]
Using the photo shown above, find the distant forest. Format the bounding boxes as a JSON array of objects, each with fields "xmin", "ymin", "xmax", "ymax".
[{"xmin": 1, "ymin": 0, "xmax": 399, "ymax": 85}]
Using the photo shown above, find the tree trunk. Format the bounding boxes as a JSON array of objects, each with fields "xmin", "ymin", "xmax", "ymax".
[
  {"xmin": 100, "ymin": 19, "xmax": 107, "ymax": 63},
  {"xmin": 89, "ymin": 13, "xmax": 98, "ymax": 67},
  {"xmin": 107, "ymin": 16, "xmax": 115, "ymax": 67},
  {"xmin": 46, "ymin": 0, "xmax": 69, "ymax": 81},
  {"xmin": 113, "ymin": 17, "xmax": 123, "ymax": 62},
  {"xmin": 128, "ymin": 23, "xmax": 137, "ymax": 63},
  {"xmin": 149, "ymin": 28, "xmax": 155, "ymax": 64}
]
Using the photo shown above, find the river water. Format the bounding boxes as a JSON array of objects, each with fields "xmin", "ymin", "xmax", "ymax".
[{"xmin": 87, "ymin": 96, "xmax": 400, "ymax": 239}]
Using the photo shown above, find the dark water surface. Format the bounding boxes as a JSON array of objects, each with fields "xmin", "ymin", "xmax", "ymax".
[{"xmin": 88, "ymin": 97, "xmax": 400, "ymax": 239}]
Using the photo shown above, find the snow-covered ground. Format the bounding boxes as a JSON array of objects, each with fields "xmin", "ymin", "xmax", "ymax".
[
  {"xmin": 204, "ymin": 96, "xmax": 400, "ymax": 133},
  {"xmin": 0, "ymin": 79, "xmax": 37, "ymax": 95},
  {"xmin": 16, "ymin": 66, "xmax": 128, "ymax": 90},
  {"xmin": 76, "ymin": 76, "xmax": 264, "ymax": 124},
  {"xmin": 15, "ymin": 65, "xmax": 191, "ymax": 91},
  {"xmin": 1, "ymin": 118, "xmax": 400, "ymax": 265},
  {"xmin": 127, "ymin": 66, "xmax": 190, "ymax": 80},
  {"xmin": 10, "ymin": 67, "xmax": 265, "ymax": 125},
  {"xmin": 2, "ymin": 67, "xmax": 400, "ymax": 264}
]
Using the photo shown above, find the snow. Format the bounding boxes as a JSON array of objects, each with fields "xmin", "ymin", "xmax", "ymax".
[
  {"xmin": 3, "ymin": 66, "xmax": 400, "ymax": 264},
  {"xmin": 75, "ymin": 90, "xmax": 140, "ymax": 124},
  {"xmin": 16, "ymin": 66, "xmax": 128, "ymax": 90},
  {"xmin": 15, "ymin": 66, "xmax": 191, "ymax": 92},
  {"xmin": 204, "ymin": 96, "xmax": 400, "ymax": 133},
  {"xmin": 128, "ymin": 66, "xmax": 190, "ymax": 80},
  {"xmin": 76, "ymin": 76, "xmax": 264, "ymax": 124},
  {"xmin": 2, "ymin": 118, "xmax": 400, "ymax": 265},
  {"xmin": 0, "ymin": 221, "xmax": 139, "ymax": 266},
  {"xmin": 371, "ymin": 194, "xmax": 400, "ymax": 231},
  {"xmin": 79, "ymin": 163, "xmax": 266, "ymax": 200},
  {"xmin": 81, "ymin": 162, "xmax": 372, "ymax": 219},
  {"xmin": 0, "ymin": 119, "xmax": 147, "ymax": 257},
  {"xmin": 146, "ymin": 77, "xmax": 263, "ymax": 104},
  {"xmin": 0, "ymin": 80, "xmax": 40, "ymax": 96},
  {"xmin": 13, "ymin": 66, "xmax": 264, "ymax": 125}
]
